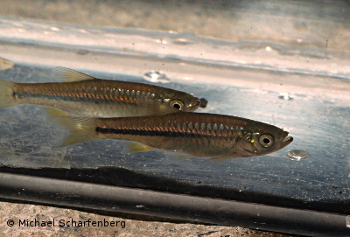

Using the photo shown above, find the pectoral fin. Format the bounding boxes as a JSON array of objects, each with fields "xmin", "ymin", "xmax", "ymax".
[{"xmin": 141, "ymin": 102, "xmax": 180, "ymax": 116}]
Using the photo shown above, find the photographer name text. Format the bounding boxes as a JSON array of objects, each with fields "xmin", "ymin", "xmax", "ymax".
[{"xmin": 7, "ymin": 218, "xmax": 126, "ymax": 228}]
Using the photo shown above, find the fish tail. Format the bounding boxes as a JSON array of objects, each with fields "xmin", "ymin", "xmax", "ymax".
[
  {"xmin": 0, "ymin": 79, "xmax": 16, "ymax": 109},
  {"xmin": 45, "ymin": 107, "xmax": 97, "ymax": 147}
]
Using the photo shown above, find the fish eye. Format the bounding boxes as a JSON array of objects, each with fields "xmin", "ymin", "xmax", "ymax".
[
  {"xmin": 259, "ymin": 134, "xmax": 274, "ymax": 148},
  {"xmin": 170, "ymin": 99, "xmax": 184, "ymax": 110}
]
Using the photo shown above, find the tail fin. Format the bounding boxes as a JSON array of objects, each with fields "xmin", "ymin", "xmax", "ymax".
[
  {"xmin": 0, "ymin": 79, "xmax": 16, "ymax": 109},
  {"xmin": 45, "ymin": 107, "xmax": 98, "ymax": 147},
  {"xmin": 0, "ymin": 57, "xmax": 14, "ymax": 71}
]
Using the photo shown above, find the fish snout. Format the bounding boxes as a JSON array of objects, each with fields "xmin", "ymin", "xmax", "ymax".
[
  {"xmin": 199, "ymin": 98, "xmax": 208, "ymax": 108},
  {"xmin": 282, "ymin": 135, "xmax": 293, "ymax": 147}
]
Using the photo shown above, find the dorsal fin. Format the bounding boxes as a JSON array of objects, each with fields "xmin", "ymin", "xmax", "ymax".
[{"xmin": 54, "ymin": 67, "xmax": 96, "ymax": 82}]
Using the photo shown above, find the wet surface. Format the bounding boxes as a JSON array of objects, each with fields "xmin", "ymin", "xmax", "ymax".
[{"xmin": 0, "ymin": 63, "xmax": 349, "ymax": 208}]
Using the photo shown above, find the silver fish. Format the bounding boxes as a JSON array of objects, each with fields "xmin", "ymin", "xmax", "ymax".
[
  {"xmin": 47, "ymin": 108, "xmax": 293, "ymax": 161},
  {"xmin": 0, "ymin": 67, "xmax": 207, "ymax": 117}
]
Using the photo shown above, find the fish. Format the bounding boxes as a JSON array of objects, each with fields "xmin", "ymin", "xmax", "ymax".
[
  {"xmin": 46, "ymin": 108, "xmax": 293, "ymax": 161},
  {"xmin": 0, "ymin": 67, "xmax": 207, "ymax": 117}
]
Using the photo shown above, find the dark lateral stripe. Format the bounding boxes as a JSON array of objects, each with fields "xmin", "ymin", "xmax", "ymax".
[
  {"xmin": 17, "ymin": 92, "xmax": 93, "ymax": 102},
  {"xmin": 16, "ymin": 92, "xmax": 136, "ymax": 103},
  {"xmin": 95, "ymin": 127, "xmax": 217, "ymax": 138}
]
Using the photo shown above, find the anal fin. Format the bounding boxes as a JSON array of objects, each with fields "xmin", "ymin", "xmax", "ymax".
[
  {"xmin": 127, "ymin": 142, "xmax": 155, "ymax": 153},
  {"xmin": 171, "ymin": 154, "xmax": 192, "ymax": 162},
  {"xmin": 201, "ymin": 154, "xmax": 235, "ymax": 165}
]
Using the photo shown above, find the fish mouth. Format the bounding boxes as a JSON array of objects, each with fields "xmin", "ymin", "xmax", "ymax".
[
  {"xmin": 191, "ymin": 98, "xmax": 208, "ymax": 110},
  {"xmin": 199, "ymin": 98, "xmax": 208, "ymax": 108},
  {"xmin": 281, "ymin": 136, "xmax": 293, "ymax": 148}
]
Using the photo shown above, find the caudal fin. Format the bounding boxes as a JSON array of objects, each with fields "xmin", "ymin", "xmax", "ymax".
[
  {"xmin": 0, "ymin": 57, "xmax": 14, "ymax": 71},
  {"xmin": 45, "ymin": 107, "xmax": 98, "ymax": 147},
  {"xmin": 0, "ymin": 79, "xmax": 16, "ymax": 109}
]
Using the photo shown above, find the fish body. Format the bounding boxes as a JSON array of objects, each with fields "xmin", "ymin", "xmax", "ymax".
[
  {"xmin": 47, "ymin": 109, "xmax": 293, "ymax": 159},
  {"xmin": 0, "ymin": 68, "xmax": 207, "ymax": 117}
]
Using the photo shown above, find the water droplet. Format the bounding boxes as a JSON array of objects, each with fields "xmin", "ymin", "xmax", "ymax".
[
  {"xmin": 144, "ymin": 71, "xmax": 170, "ymax": 83},
  {"xmin": 172, "ymin": 38, "xmax": 194, "ymax": 45},
  {"xmin": 155, "ymin": 39, "xmax": 167, "ymax": 44},
  {"xmin": 287, "ymin": 149, "xmax": 310, "ymax": 161},
  {"xmin": 279, "ymin": 92, "xmax": 293, "ymax": 100},
  {"xmin": 50, "ymin": 27, "xmax": 60, "ymax": 32}
]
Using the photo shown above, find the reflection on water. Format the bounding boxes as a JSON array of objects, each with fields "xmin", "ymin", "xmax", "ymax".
[
  {"xmin": 278, "ymin": 92, "xmax": 294, "ymax": 100},
  {"xmin": 287, "ymin": 149, "xmax": 311, "ymax": 161},
  {"xmin": 144, "ymin": 70, "xmax": 170, "ymax": 83}
]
